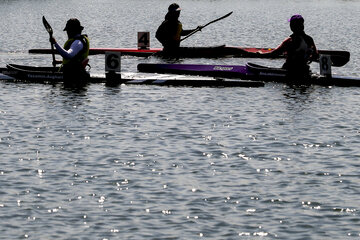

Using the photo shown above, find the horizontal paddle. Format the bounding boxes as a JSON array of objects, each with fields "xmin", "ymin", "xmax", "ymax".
[
  {"xmin": 180, "ymin": 11, "xmax": 233, "ymax": 42},
  {"xmin": 247, "ymin": 48, "xmax": 350, "ymax": 67},
  {"xmin": 42, "ymin": 16, "xmax": 56, "ymax": 68}
]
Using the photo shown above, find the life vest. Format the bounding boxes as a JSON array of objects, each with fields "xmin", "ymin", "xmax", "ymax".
[
  {"xmin": 62, "ymin": 34, "xmax": 89, "ymax": 67},
  {"xmin": 156, "ymin": 20, "xmax": 182, "ymax": 49},
  {"xmin": 286, "ymin": 32, "xmax": 315, "ymax": 66}
]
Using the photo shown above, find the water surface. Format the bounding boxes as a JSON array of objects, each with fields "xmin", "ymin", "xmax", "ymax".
[{"xmin": 0, "ymin": 0, "xmax": 359, "ymax": 239}]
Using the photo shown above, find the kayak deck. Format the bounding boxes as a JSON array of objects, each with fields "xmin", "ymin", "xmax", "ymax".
[{"xmin": 0, "ymin": 64, "xmax": 264, "ymax": 88}]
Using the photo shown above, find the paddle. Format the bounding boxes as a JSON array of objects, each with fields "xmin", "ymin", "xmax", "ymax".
[
  {"xmin": 180, "ymin": 11, "xmax": 233, "ymax": 42},
  {"xmin": 252, "ymin": 48, "xmax": 350, "ymax": 67},
  {"xmin": 317, "ymin": 50, "xmax": 350, "ymax": 67},
  {"xmin": 42, "ymin": 16, "xmax": 56, "ymax": 68}
]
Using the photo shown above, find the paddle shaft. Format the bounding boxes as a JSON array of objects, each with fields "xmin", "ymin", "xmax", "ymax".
[
  {"xmin": 180, "ymin": 11, "xmax": 233, "ymax": 42},
  {"xmin": 49, "ymin": 35, "xmax": 56, "ymax": 68},
  {"xmin": 42, "ymin": 16, "xmax": 56, "ymax": 68}
]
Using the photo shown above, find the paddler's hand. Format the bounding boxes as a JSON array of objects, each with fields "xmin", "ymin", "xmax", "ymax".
[
  {"xmin": 52, "ymin": 60, "xmax": 62, "ymax": 66},
  {"xmin": 49, "ymin": 36, "xmax": 56, "ymax": 44},
  {"xmin": 196, "ymin": 25, "xmax": 204, "ymax": 31}
]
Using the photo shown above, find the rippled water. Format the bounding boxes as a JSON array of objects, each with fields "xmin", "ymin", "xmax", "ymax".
[{"xmin": 1, "ymin": 0, "xmax": 360, "ymax": 239}]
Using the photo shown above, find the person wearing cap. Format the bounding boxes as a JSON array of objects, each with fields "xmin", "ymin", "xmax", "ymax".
[
  {"xmin": 50, "ymin": 18, "xmax": 90, "ymax": 84},
  {"xmin": 156, "ymin": 3, "xmax": 203, "ymax": 55},
  {"xmin": 259, "ymin": 15, "xmax": 318, "ymax": 79}
]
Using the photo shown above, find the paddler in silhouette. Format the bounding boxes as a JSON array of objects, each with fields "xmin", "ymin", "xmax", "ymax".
[
  {"xmin": 156, "ymin": 3, "xmax": 203, "ymax": 56},
  {"xmin": 50, "ymin": 18, "xmax": 90, "ymax": 85},
  {"xmin": 259, "ymin": 15, "xmax": 318, "ymax": 79}
]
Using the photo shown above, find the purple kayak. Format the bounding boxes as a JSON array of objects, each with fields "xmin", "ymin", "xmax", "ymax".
[{"xmin": 137, "ymin": 62, "xmax": 360, "ymax": 87}]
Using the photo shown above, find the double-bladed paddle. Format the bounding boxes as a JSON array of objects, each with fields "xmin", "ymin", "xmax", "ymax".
[
  {"xmin": 42, "ymin": 16, "xmax": 56, "ymax": 68},
  {"xmin": 180, "ymin": 11, "xmax": 233, "ymax": 42}
]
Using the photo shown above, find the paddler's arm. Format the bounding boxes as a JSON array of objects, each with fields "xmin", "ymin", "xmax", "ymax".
[
  {"xmin": 308, "ymin": 38, "xmax": 319, "ymax": 62},
  {"xmin": 50, "ymin": 37, "xmax": 84, "ymax": 60},
  {"xmin": 49, "ymin": 37, "xmax": 63, "ymax": 65},
  {"xmin": 257, "ymin": 37, "xmax": 291, "ymax": 57},
  {"xmin": 181, "ymin": 25, "xmax": 204, "ymax": 36}
]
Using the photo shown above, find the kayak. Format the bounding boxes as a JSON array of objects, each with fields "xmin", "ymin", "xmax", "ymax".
[
  {"xmin": 28, "ymin": 45, "xmax": 350, "ymax": 67},
  {"xmin": 29, "ymin": 47, "xmax": 161, "ymax": 57},
  {"xmin": 0, "ymin": 64, "xmax": 264, "ymax": 88},
  {"xmin": 137, "ymin": 62, "xmax": 360, "ymax": 87}
]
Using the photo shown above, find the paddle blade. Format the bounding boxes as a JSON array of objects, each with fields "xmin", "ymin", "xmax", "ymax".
[
  {"xmin": 181, "ymin": 11, "xmax": 233, "ymax": 42},
  {"xmin": 42, "ymin": 16, "xmax": 53, "ymax": 35},
  {"xmin": 205, "ymin": 11, "xmax": 233, "ymax": 27},
  {"xmin": 221, "ymin": 11, "xmax": 233, "ymax": 20},
  {"xmin": 318, "ymin": 50, "xmax": 350, "ymax": 67}
]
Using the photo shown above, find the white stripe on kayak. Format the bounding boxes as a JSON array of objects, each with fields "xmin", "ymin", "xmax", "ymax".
[{"xmin": 0, "ymin": 73, "xmax": 15, "ymax": 80}]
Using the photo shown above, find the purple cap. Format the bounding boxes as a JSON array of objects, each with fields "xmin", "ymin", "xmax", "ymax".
[{"xmin": 288, "ymin": 14, "xmax": 304, "ymax": 22}]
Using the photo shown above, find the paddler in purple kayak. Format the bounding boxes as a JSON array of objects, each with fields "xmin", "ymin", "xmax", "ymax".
[
  {"xmin": 50, "ymin": 18, "xmax": 90, "ymax": 84},
  {"xmin": 259, "ymin": 15, "xmax": 318, "ymax": 79},
  {"xmin": 156, "ymin": 3, "xmax": 203, "ymax": 56}
]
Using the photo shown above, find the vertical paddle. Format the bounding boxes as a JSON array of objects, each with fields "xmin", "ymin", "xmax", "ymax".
[
  {"xmin": 42, "ymin": 16, "xmax": 56, "ymax": 68},
  {"xmin": 180, "ymin": 11, "xmax": 233, "ymax": 42}
]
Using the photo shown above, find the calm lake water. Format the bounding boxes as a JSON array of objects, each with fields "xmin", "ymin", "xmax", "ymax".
[{"xmin": 1, "ymin": 0, "xmax": 360, "ymax": 239}]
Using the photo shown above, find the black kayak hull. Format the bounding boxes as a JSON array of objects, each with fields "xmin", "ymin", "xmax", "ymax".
[{"xmin": 0, "ymin": 64, "xmax": 264, "ymax": 88}]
